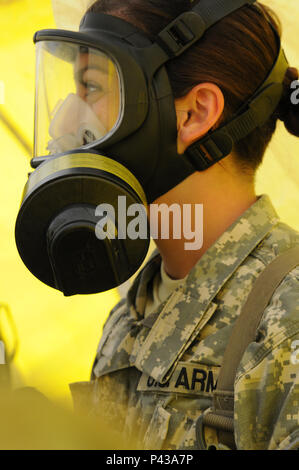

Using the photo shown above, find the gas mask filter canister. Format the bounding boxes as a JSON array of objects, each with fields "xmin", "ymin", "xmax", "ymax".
[{"xmin": 15, "ymin": 151, "xmax": 150, "ymax": 296}]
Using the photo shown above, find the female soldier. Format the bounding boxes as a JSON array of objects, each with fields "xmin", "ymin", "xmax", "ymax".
[{"xmin": 66, "ymin": 0, "xmax": 299, "ymax": 450}]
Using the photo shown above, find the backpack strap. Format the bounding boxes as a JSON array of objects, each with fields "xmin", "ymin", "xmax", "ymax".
[{"xmin": 196, "ymin": 245, "xmax": 299, "ymax": 450}]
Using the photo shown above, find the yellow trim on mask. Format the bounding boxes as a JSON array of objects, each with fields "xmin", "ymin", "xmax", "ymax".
[{"xmin": 23, "ymin": 152, "xmax": 147, "ymax": 207}]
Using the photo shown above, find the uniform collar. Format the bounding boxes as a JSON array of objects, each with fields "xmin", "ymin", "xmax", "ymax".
[{"xmin": 131, "ymin": 195, "xmax": 280, "ymax": 383}]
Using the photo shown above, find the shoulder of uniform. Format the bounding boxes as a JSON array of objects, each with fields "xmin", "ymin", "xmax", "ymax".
[
  {"xmin": 285, "ymin": 264, "xmax": 299, "ymax": 281},
  {"xmin": 256, "ymin": 262, "xmax": 299, "ymax": 345},
  {"xmin": 235, "ymin": 264, "xmax": 299, "ymax": 382},
  {"xmin": 232, "ymin": 234, "xmax": 299, "ymax": 376},
  {"xmin": 101, "ymin": 297, "xmax": 127, "ymax": 333},
  {"xmin": 250, "ymin": 221, "xmax": 299, "ymax": 265}
]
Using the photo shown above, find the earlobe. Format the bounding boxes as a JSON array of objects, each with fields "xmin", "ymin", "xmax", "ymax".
[{"xmin": 175, "ymin": 83, "xmax": 224, "ymax": 154}]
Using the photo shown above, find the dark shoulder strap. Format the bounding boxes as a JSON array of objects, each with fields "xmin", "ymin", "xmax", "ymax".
[
  {"xmin": 197, "ymin": 246, "xmax": 299, "ymax": 449},
  {"xmin": 218, "ymin": 245, "xmax": 299, "ymax": 393}
]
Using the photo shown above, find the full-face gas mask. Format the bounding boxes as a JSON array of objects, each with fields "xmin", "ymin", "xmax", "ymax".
[{"xmin": 15, "ymin": 0, "xmax": 289, "ymax": 296}]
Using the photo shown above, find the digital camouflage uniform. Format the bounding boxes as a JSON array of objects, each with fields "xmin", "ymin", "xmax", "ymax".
[{"xmin": 70, "ymin": 195, "xmax": 299, "ymax": 450}]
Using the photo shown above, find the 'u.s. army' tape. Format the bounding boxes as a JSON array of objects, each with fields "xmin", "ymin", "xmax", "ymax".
[{"xmin": 137, "ymin": 362, "xmax": 220, "ymax": 397}]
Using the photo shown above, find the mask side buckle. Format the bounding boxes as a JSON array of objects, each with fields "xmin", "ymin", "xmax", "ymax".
[
  {"xmin": 156, "ymin": 11, "xmax": 205, "ymax": 58},
  {"xmin": 156, "ymin": 1, "xmax": 257, "ymax": 59}
]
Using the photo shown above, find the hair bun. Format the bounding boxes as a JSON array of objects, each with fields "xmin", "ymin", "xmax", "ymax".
[{"xmin": 278, "ymin": 66, "xmax": 299, "ymax": 137}]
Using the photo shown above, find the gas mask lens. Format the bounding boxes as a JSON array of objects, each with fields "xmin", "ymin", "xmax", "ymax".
[{"xmin": 34, "ymin": 41, "xmax": 123, "ymax": 157}]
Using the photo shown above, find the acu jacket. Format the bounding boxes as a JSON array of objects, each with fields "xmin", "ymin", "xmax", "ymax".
[{"xmin": 70, "ymin": 195, "xmax": 299, "ymax": 450}]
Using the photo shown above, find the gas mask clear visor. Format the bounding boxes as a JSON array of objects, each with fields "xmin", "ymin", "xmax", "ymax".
[{"xmin": 34, "ymin": 41, "xmax": 123, "ymax": 157}]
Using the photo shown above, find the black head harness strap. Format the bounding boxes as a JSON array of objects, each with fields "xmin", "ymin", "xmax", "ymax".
[{"xmin": 152, "ymin": 0, "xmax": 288, "ymax": 171}]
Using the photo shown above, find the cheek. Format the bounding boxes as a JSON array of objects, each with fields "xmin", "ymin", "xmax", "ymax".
[
  {"xmin": 92, "ymin": 93, "xmax": 120, "ymax": 130},
  {"xmin": 92, "ymin": 96, "xmax": 109, "ymax": 126}
]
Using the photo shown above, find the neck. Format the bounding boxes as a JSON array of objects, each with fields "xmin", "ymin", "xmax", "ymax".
[{"xmin": 149, "ymin": 163, "xmax": 257, "ymax": 280}]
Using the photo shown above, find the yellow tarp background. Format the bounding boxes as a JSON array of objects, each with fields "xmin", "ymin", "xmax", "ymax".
[
  {"xmin": 0, "ymin": 0, "xmax": 119, "ymax": 405},
  {"xmin": 0, "ymin": 0, "xmax": 298, "ymax": 407}
]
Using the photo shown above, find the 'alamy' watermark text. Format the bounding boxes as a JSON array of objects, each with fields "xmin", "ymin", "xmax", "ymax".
[
  {"xmin": 95, "ymin": 196, "xmax": 203, "ymax": 251},
  {"xmin": 290, "ymin": 80, "xmax": 299, "ymax": 105}
]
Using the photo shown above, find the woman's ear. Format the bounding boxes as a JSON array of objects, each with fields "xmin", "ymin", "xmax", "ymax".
[{"xmin": 175, "ymin": 83, "xmax": 224, "ymax": 154}]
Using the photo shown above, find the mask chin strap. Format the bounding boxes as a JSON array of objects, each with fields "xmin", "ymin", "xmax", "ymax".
[{"xmin": 153, "ymin": 0, "xmax": 289, "ymax": 171}]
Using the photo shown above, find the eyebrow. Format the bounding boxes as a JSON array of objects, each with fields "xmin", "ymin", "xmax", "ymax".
[{"xmin": 74, "ymin": 64, "xmax": 107, "ymax": 82}]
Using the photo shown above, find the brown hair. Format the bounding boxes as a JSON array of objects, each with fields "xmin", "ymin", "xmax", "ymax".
[{"xmin": 87, "ymin": 0, "xmax": 299, "ymax": 173}]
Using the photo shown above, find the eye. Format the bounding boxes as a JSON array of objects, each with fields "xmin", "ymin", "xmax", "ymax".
[{"xmin": 83, "ymin": 81, "xmax": 103, "ymax": 95}]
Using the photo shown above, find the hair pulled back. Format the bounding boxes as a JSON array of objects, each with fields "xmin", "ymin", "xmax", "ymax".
[{"xmin": 87, "ymin": 0, "xmax": 299, "ymax": 172}]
